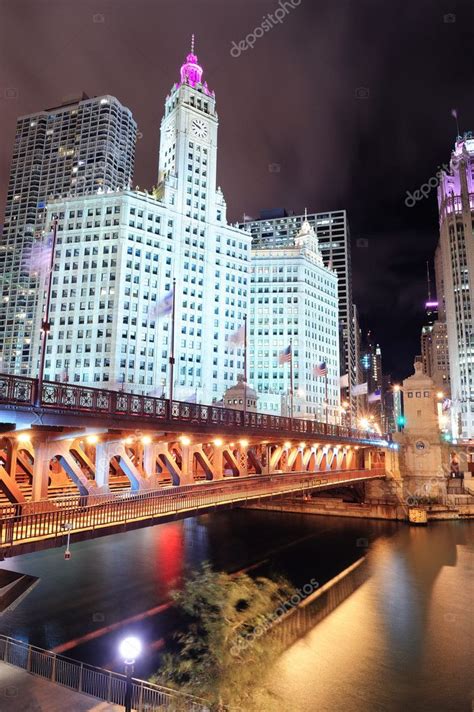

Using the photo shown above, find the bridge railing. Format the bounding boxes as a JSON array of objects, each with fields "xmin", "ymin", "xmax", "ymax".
[
  {"xmin": 0, "ymin": 373, "xmax": 388, "ymax": 443},
  {"xmin": 0, "ymin": 468, "xmax": 386, "ymax": 548},
  {"xmin": 0, "ymin": 634, "xmax": 206, "ymax": 711}
]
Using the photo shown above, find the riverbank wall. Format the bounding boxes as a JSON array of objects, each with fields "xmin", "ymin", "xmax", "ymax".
[{"xmin": 244, "ymin": 496, "xmax": 474, "ymax": 521}]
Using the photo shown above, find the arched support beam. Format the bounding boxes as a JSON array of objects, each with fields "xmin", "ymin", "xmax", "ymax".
[
  {"xmin": 192, "ymin": 448, "xmax": 214, "ymax": 481},
  {"xmin": 56, "ymin": 453, "xmax": 91, "ymax": 496},
  {"xmin": 223, "ymin": 448, "xmax": 243, "ymax": 477},
  {"xmin": 247, "ymin": 448, "xmax": 263, "ymax": 475},
  {"xmin": 0, "ymin": 463, "xmax": 26, "ymax": 504}
]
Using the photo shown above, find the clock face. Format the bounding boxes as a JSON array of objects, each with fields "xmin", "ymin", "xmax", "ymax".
[
  {"xmin": 191, "ymin": 118, "xmax": 208, "ymax": 138},
  {"xmin": 415, "ymin": 440, "xmax": 426, "ymax": 452},
  {"xmin": 165, "ymin": 123, "xmax": 175, "ymax": 141}
]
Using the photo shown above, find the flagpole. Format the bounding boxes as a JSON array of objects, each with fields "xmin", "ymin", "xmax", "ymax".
[
  {"xmin": 452, "ymin": 108, "xmax": 460, "ymax": 138},
  {"xmin": 243, "ymin": 314, "xmax": 247, "ymax": 419},
  {"xmin": 169, "ymin": 277, "xmax": 176, "ymax": 406},
  {"xmin": 289, "ymin": 337, "xmax": 294, "ymax": 422},
  {"xmin": 325, "ymin": 370, "xmax": 329, "ymax": 428},
  {"xmin": 36, "ymin": 215, "xmax": 58, "ymax": 407}
]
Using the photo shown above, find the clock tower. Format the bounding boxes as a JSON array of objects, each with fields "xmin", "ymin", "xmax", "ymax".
[{"xmin": 157, "ymin": 37, "xmax": 220, "ymax": 223}]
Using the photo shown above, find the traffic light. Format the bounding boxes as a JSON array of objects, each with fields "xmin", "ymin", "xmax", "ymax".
[{"xmin": 397, "ymin": 415, "xmax": 406, "ymax": 431}]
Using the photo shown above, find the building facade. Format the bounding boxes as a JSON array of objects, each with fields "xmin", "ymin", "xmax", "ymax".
[
  {"xmin": 241, "ymin": 209, "xmax": 356, "ymax": 416},
  {"xmin": 420, "ymin": 319, "xmax": 451, "ymax": 393},
  {"xmin": 0, "ymin": 93, "xmax": 136, "ymax": 376},
  {"xmin": 249, "ymin": 219, "xmax": 340, "ymax": 420},
  {"xmin": 359, "ymin": 331, "xmax": 385, "ymax": 426},
  {"xmin": 437, "ymin": 134, "xmax": 474, "ymax": 438},
  {"xmin": 34, "ymin": 45, "xmax": 250, "ymax": 405}
]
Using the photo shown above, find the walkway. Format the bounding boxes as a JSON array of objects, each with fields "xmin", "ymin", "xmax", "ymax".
[
  {"xmin": 0, "ymin": 468, "xmax": 386, "ymax": 556},
  {"xmin": 0, "ymin": 661, "xmax": 122, "ymax": 712}
]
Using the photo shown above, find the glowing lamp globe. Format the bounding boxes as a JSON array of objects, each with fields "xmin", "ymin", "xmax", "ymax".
[{"xmin": 119, "ymin": 636, "xmax": 142, "ymax": 664}]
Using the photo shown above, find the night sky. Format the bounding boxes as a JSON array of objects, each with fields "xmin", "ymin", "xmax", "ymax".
[{"xmin": 1, "ymin": 0, "xmax": 473, "ymax": 380}]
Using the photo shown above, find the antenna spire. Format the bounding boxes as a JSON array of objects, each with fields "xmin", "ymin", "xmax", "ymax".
[
  {"xmin": 426, "ymin": 260, "xmax": 432, "ymax": 301},
  {"xmin": 191, "ymin": 34, "xmax": 195, "ymax": 54}
]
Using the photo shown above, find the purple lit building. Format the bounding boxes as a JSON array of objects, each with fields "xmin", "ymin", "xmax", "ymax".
[{"xmin": 437, "ymin": 134, "xmax": 474, "ymax": 438}]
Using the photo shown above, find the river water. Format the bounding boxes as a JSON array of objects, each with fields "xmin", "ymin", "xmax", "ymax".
[{"xmin": 0, "ymin": 511, "xmax": 472, "ymax": 711}]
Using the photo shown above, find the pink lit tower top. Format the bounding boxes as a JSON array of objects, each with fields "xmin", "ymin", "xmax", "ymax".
[{"xmin": 178, "ymin": 35, "xmax": 213, "ymax": 96}]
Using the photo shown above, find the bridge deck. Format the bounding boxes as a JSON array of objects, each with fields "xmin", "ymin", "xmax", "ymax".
[
  {"xmin": 0, "ymin": 468, "xmax": 385, "ymax": 557},
  {"xmin": 0, "ymin": 373, "xmax": 388, "ymax": 446}
]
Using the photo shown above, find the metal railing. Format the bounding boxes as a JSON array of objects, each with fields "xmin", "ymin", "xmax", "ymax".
[
  {"xmin": 0, "ymin": 471, "xmax": 303, "ymax": 517},
  {"xmin": 0, "ymin": 468, "xmax": 386, "ymax": 548},
  {"xmin": 0, "ymin": 373, "xmax": 388, "ymax": 444},
  {"xmin": 0, "ymin": 634, "xmax": 205, "ymax": 710},
  {"xmin": 268, "ymin": 557, "xmax": 369, "ymax": 650}
]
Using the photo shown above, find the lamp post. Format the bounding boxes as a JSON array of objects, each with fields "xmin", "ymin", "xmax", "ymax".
[{"xmin": 119, "ymin": 636, "xmax": 142, "ymax": 712}]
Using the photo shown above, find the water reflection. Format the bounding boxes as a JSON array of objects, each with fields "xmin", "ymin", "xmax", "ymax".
[
  {"xmin": 0, "ymin": 511, "xmax": 395, "ymax": 676},
  {"xmin": 1, "ymin": 513, "xmax": 471, "ymax": 710},
  {"xmin": 270, "ymin": 521, "xmax": 473, "ymax": 712}
]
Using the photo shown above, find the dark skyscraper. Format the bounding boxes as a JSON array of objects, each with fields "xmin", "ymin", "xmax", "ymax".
[{"xmin": 0, "ymin": 94, "xmax": 136, "ymax": 375}]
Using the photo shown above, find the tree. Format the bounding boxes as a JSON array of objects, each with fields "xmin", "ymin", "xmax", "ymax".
[{"xmin": 150, "ymin": 563, "xmax": 294, "ymax": 711}]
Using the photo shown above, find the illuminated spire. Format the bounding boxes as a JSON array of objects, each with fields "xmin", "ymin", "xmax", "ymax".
[{"xmin": 180, "ymin": 35, "xmax": 203, "ymax": 87}]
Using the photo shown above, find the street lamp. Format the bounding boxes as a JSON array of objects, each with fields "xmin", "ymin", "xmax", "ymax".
[
  {"xmin": 119, "ymin": 636, "xmax": 142, "ymax": 712},
  {"xmin": 359, "ymin": 417, "xmax": 370, "ymax": 431}
]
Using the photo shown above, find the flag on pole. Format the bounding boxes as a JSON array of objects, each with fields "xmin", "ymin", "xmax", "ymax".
[
  {"xmin": 351, "ymin": 382, "xmax": 368, "ymax": 396},
  {"xmin": 22, "ymin": 235, "xmax": 53, "ymax": 277},
  {"xmin": 313, "ymin": 361, "xmax": 328, "ymax": 377},
  {"xmin": 451, "ymin": 108, "xmax": 460, "ymax": 137},
  {"xmin": 227, "ymin": 324, "xmax": 245, "ymax": 347},
  {"xmin": 148, "ymin": 386, "xmax": 165, "ymax": 398},
  {"xmin": 279, "ymin": 345, "xmax": 292, "ymax": 364},
  {"xmin": 442, "ymin": 398, "xmax": 451, "ymax": 412},
  {"xmin": 149, "ymin": 288, "xmax": 174, "ymax": 321},
  {"xmin": 339, "ymin": 373, "xmax": 349, "ymax": 388},
  {"xmin": 368, "ymin": 387, "xmax": 382, "ymax": 403}
]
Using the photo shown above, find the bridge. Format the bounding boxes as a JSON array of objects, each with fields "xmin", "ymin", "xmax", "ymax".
[
  {"xmin": 0, "ymin": 374, "xmax": 395, "ymax": 555},
  {"xmin": 0, "ymin": 468, "xmax": 386, "ymax": 557}
]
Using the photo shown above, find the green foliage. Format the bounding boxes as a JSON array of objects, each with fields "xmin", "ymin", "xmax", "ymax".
[{"xmin": 150, "ymin": 563, "xmax": 294, "ymax": 711}]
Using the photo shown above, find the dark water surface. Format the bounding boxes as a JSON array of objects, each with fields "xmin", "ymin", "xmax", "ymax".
[{"xmin": 0, "ymin": 511, "xmax": 472, "ymax": 710}]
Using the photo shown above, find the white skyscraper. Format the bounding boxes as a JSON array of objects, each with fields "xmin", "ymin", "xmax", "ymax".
[
  {"xmin": 36, "ymin": 43, "xmax": 250, "ymax": 404},
  {"xmin": 241, "ymin": 209, "xmax": 356, "ymax": 417},
  {"xmin": 0, "ymin": 93, "xmax": 136, "ymax": 376},
  {"xmin": 437, "ymin": 134, "xmax": 474, "ymax": 438},
  {"xmin": 250, "ymin": 218, "xmax": 340, "ymax": 420}
]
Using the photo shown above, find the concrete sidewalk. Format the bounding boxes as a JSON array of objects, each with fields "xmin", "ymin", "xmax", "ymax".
[{"xmin": 0, "ymin": 661, "xmax": 122, "ymax": 711}]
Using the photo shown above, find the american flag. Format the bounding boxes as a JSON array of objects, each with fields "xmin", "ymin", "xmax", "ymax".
[
  {"xmin": 227, "ymin": 324, "xmax": 245, "ymax": 347},
  {"xmin": 368, "ymin": 387, "xmax": 381, "ymax": 403},
  {"xmin": 22, "ymin": 235, "xmax": 53, "ymax": 277},
  {"xmin": 279, "ymin": 345, "xmax": 292, "ymax": 364},
  {"xmin": 148, "ymin": 288, "xmax": 174, "ymax": 321},
  {"xmin": 313, "ymin": 361, "xmax": 328, "ymax": 377}
]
